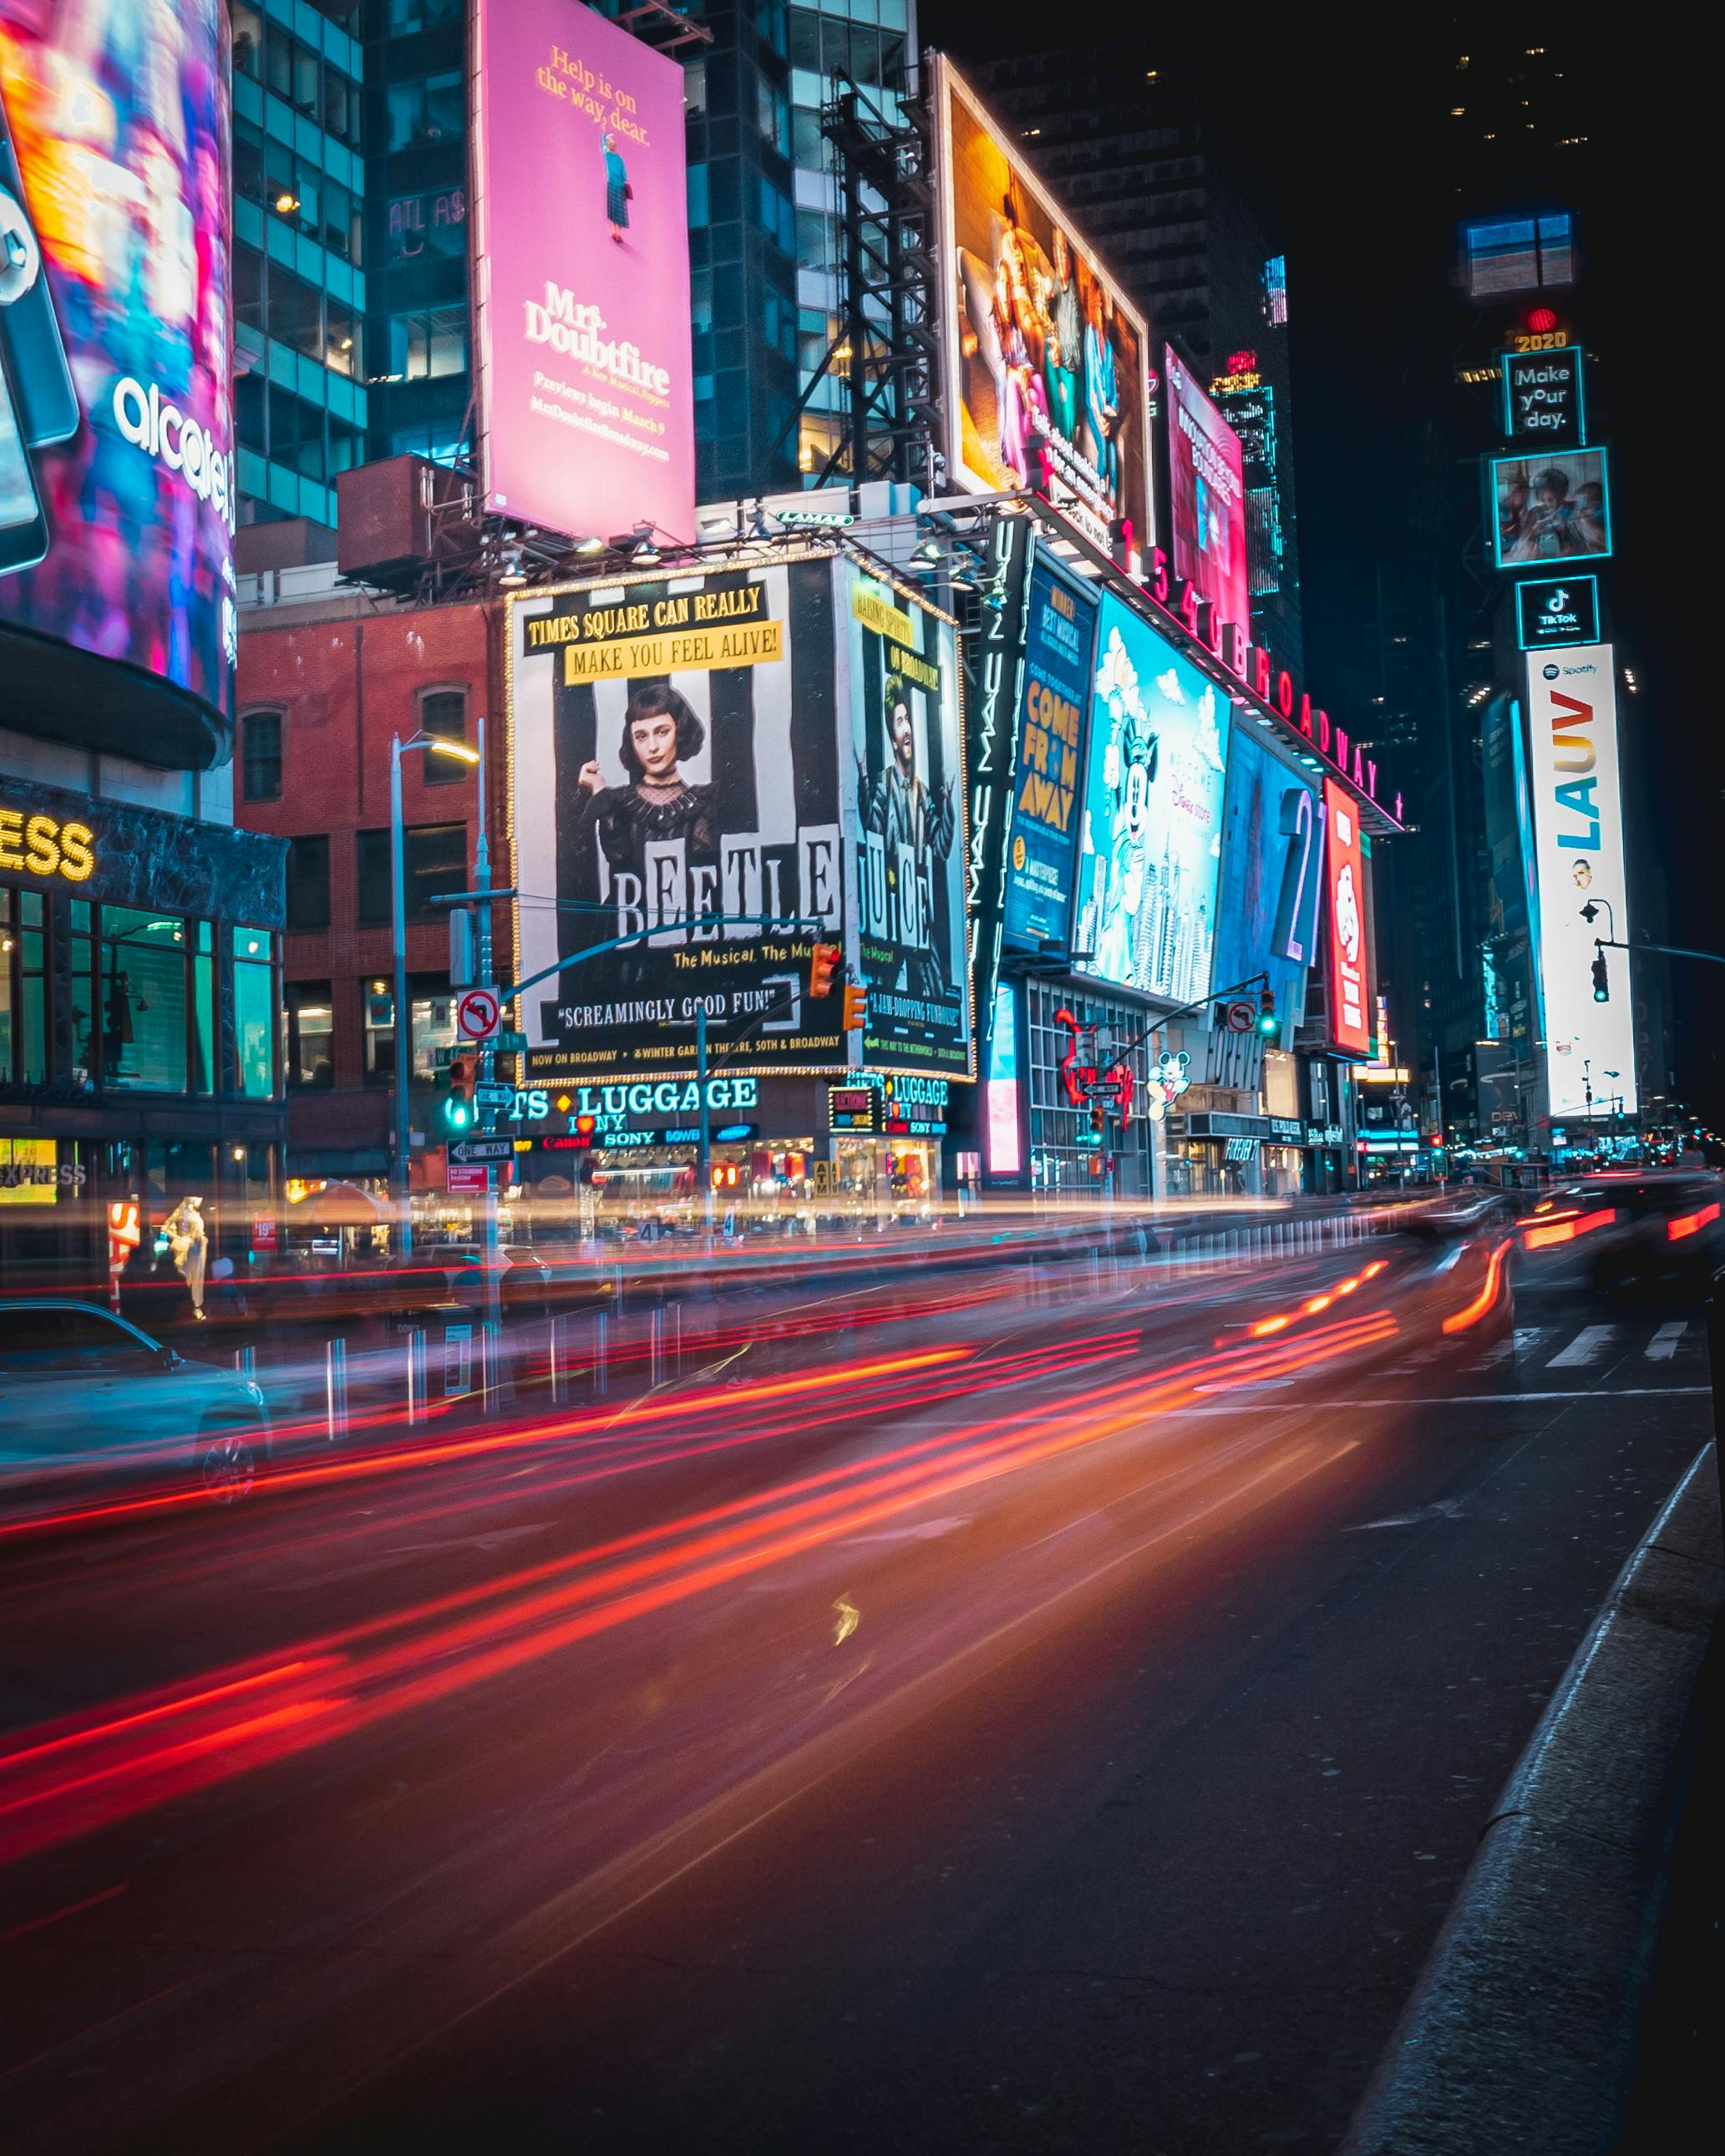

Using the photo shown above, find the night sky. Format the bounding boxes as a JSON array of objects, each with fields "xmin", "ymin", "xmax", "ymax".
[{"xmin": 916, "ymin": 9, "xmax": 1720, "ymax": 1124}]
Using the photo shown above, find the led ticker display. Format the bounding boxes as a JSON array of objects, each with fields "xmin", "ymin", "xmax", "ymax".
[
  {"xmin": 1501, "ymin": 343, "xmax": 1584, "ymax": 444},
  {"xmin": 472, "ymin": 0, "xmax": 694, "ymax": 546},
  {"xmin": 1322, "ymin": 778, "xmax": 1370, "ymax": 1056},
  {"xmin": 1166, "ymin": 346, "xmax": 1250, "ymax": 641},
  {"xmin": 1524, "ymin": 647, "xmax": 1637, "ymax": 1117},
  {"xmin": 828, "ymin": 1084, "xmax": 875, "ymax": 1132},
  {"xmin": 1493, "ymin": 448, "xmax": 1611, "ymax": 568},
  {"xmin": 1516, "ymin": 575, "xmax": 1600, "ymax": 650},
  {"xmin": 931, "ymin": 56, "xmax": 1154, "ymax": 556},
  {"xmin": 1002, "ymin": 552, "xmax": 1096, "ymax": 953},
  {"xmin": 1074, "ymin": 592, "xmax": 1230, "ymax": 1007},
  {"xmin": 0, "ymin": 0, "xmax": 236, "ymax": 726}
]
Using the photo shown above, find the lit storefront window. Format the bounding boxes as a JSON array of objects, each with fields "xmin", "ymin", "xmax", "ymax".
[
  {"xmin": 100, "ymin": 907, "xmax": 188, "ymax": 1093},
  {"xmin": 233, "ymin": 928, "xmax": 277, "ymax": 1098}
]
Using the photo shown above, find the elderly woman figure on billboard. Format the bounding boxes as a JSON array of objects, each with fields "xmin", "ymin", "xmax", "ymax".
[
  {"xmin": 602, "ymin": 129, "xmax": 632, "ymax": 244},
  {"xmin": 574, "ymin": 684, "xmax": 718, "ymax": 972}
]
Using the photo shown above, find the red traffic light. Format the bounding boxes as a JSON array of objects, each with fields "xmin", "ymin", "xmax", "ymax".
[{"xmin": 808, "ymin": 942, "xmax": 842, "ymax": 998}]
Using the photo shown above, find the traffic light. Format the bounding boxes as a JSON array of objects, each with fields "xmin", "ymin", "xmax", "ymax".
[
  {"xmin": 1256, "ymin": 985, "xmax": 1281, "ymax": 1042},
  {"xmin": 842, "ymin": 983, "xmax": 868, "ymax": 1031},
  {"xmin": 1089, "ymin": 1099, "xmax": 1106, "ymax": 1135},
  {"xmin": 442, "ymin": 1055, "xmax": 475, "ymax": 1134},
  {"xmin": 808, "ymin": 942, "xmax": 841, "ymax": 998},
  {"xmin": 1591, "ymin": 947, "xmax": 1611, "ymax": 1002}
]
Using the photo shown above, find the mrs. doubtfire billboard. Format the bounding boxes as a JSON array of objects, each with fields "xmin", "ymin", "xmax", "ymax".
[
  {"xmin": 472, "ymin": 0, "xmax": 694, "ymax": 545},
  {"xmin": 509, "ymin": 554, "xmax": 971, "ymax": 1082}
]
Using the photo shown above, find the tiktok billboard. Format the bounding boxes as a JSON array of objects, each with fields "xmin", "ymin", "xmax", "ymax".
[{"xmin": 472, "ymin": 0, "xmax": 694, "ymax": 545}]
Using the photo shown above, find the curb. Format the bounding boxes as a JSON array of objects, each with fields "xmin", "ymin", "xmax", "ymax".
[{"xmin": 1339, "ymin": 1442, "xmax": 1723, "ymax": 2156}]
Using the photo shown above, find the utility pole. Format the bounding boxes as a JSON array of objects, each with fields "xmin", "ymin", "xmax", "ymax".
[{"xmin": 471, "ymin": 713, "xmax": 501, "ymax": 1331}]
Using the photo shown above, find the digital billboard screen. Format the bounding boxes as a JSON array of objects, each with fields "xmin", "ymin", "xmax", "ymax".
[
  {"xmin": 510, "ymin": 552, "xmax": 969, "ymax": 1083},
  {"xmin": 1002, "ymin": 552, "xmax": 1096, "ymax": 954},
  {"xmin": 1211, "ymin": 733, "xmax": 1322, "ymax": 1032},
  {"xmin": 1493, "ymin": 448, "xmax": 1611, "ymax": 568},
  {"xmin": 844, "ymin": 561, "xmax": 971, "ymax": 1078},
  {"xmin": 511, "ymin": 554, "xmax": 847, "ymax": 1081},
  {"xmin": 473, "ymin": 0, "xmax": 694, "ymax": 547},
  {"xmin": 0, "ymin": 0, "xmax": 236, "ymax": 732},
  {"xmin": 1524, "ymin": 646, "xmax": 1636, "ymax": 1117},
  {"xmin": 932, "ymin": 57, "xmax": 1153, "ymax": 555},
  {"xmin": 1073, "ymin": 591, "xmax": 1230, "ymax": 1007},
  {"xmin": 1322, "ymin": 778, "xmax": 1370, "ymax": 1055},
  {"xmin": 1516, "ymin": 574, "xmax": 1600, "ymax": 650},
  {"xmin": 1166, "ymin": 346, "xmax": 1250, "ymax": 638}
]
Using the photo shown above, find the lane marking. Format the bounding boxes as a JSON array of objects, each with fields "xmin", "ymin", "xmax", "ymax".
[
  {"xmin": 1645, "ymin": 1322, "xmax": 1687, "ymax": 1362},
  {"xmin": 1512, "ymin": 1327, "xmax": 1549, "ymax": 1354},
  {"xmin": 1546, "ymin": 1325, "xmax": 1616, "ymax": 1369},
  {"xmin": 1312, "ymin": 1387, "xmax": 1709, "ymax": 1406}
]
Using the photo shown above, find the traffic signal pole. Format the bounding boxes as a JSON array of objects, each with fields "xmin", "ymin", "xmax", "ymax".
[{"xmin": 472, "ymin": 716, "xmax": 502, "ymax": 1333}]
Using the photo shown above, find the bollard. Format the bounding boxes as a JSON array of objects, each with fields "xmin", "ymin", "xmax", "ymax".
[
  {"xmin": 611, "ymin": 1262, "xmax": 624, "ymax": 1310},
  {"xmin": 595, "ymin": 1308, "xmax": 610, "ymax": 1398},
  {"xmin": 479, "ymin": 1321, "xmax": 503, "ymax": 1413},
  {"xmin": 672, "ymin": 1300, "xmax": 683, "ymax": 1372},
  {"xmin": 325, "ymin": 1337, "xmax": 348, "ymax": 1443},
  {"xmin": 548, "ymin": 1315, "xmax": 568, "ymax": 1407},
  {"xmin": 233, "ymin": 1344, "xmax": 256, "ymax": 1378},
  {"xmin": 650, "ymin": 1305, "xmax": 664, "ymax": 1387},
  {"xmin": 406, "ymin": 1327, "xmax": 428, "ymax": 1425}
]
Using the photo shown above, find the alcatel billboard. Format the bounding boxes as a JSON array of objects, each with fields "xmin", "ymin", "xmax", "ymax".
[
  {"xmin": 1322, "ymin": 778, "xmax": 1370, "ymax": 1056},
  {"xmin": 0, "ymin": 0, "xmax": 236, "ymax": 758},
  {"xmin": 472, "ymin": 0, "xmax": 694, "ymax": 547},
  {"xmin": 1525, "ymin": 646, "xmax": 1636, "ymax": 1117}
]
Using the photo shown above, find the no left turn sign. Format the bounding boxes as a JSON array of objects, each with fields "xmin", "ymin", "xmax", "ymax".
[{"xmin": 457, "ymin": 987, "xmax": 501, "ymax": 1042}]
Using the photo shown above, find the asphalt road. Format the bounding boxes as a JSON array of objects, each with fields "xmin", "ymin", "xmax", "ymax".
[{"xmin": 0, "ymin": 1226, "xmax": 1710, "ymax": 2155}]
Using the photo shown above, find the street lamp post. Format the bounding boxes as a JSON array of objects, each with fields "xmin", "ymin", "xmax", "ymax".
[{"xmin": 390, "ymin": 727, "xmax": 482, "ymax": 1261}]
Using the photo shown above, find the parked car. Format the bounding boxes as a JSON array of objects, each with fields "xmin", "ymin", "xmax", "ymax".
[{"xmin": 0, "ymin": 1300, "xmax": 271, "ymax": 1504}]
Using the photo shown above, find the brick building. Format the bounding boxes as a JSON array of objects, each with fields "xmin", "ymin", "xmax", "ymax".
[{"xmin": 235, "ymin": 552, "xmax": 507, "ymax": 1185}]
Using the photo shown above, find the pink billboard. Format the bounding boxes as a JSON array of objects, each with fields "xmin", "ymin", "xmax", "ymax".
[
  {"xmin": 1165, "ymin": 345, "xmax": 1249, "ymax": 641},
  {"xmin": 472, "ymin": 0, "xmax": 694, "ymax": 546}
]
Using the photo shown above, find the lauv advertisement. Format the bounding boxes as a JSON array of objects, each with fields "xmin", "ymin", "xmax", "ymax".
[
  {"xmin": 1525, "ymin": 645, "xmax": 1636, "ymax": 1117},
  {"xmin": 472, "ymin": 0, "xmax": 694, "ymax": 545},
  {"xmin": 1073, "ymin": 592, "xmax": 1230, "ymax": 1007}
]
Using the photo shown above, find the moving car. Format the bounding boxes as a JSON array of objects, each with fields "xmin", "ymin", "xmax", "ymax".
[
  {"xmin": 1522, "ymin": 1173, "xmax": 1725, "ymax": 1294},
  {"xmin": 0, "ymin": 1300, "xmax": 271, "ymax": 1504}
]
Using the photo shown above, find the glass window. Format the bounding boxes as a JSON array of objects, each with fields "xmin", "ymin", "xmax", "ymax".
[
  {"xmin": 287, "ymin": 834, "xmax": 331, "ymax": 932},
  {"xmin": 421, "ymin": 689, "xmax": 467, "ymax": 783},
  {"xmin": 267, "ymin": 268, "xmax": 323, "ymax": 362},
  {"xmin": 100, "ymin": 908, "xmax": 187, "ymax": 1093},
  {"xmin": 232, "ymin": 3, "xmax": 264, "ymax": 80},
  {"xmin": 356, "ymin": 829, "xmax": 393, "ymax": 929},
  {"xmin": 388, "ymin": 70, "xmax": 464, "ymax": 152},
  {"xmin": 322, "ymin": 178, "xmax": 353, "ymax": 261},
  {"xmin": 69, "ymin": 906, "xmax": 94, "ymax": 1088},
  {"xmin": 404, "ymin": 823, "xmax": 466, "ymax": 919},
  {"xmin": 0, "ymin": 1306, "xmax": 158, "ymax": 1370},
  {"xmin": 388, "ymin": 306, "xmax": 467, "ymax": 383},
  {"xmin": 264, "ymin": 20, "xmax": 292, "ymax": 102},
  {"xmin": 687, "ymin": 164, "xmax": 708, "ymax": 229},
  {"xmin": 325, "ymin": 298, "xmax": 361, "ymax": 378},
  {"xmin": 410, "ymin": 986, "xmax": 458, "ymax": 1082},
  {"xmin": 235, "ymin": 122, "xmax": 264, "ymax": 205},
  {"xmin": 287, "ymin": 982, "xmax": 335, "ymax": 1089},
  {"xmin": 684, "ymin": 58, "xmax": 708, "ymax": 114},
  {"xmin": 387, "ymin": 186, "xmax": 466, "ymax": 265},
  {"xmin": 242, "ymin": 710, "xmax": 282, "ymax": 801},
  {"xmin": 292, "ymin": 40, "xmax": 321, "ymax": 118},
  {"xmin": 788, "ymin": 12, "xmax": 819, "ymax": 70},
  {"xmin": 193, "ymin": 921, "xmax": 215, "ymax": 1097},
  {"xmin": 233, "ymin": 929, "xmax": 276, "ymax": 1100}
]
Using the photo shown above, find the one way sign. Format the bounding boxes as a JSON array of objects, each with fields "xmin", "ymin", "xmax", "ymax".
[{"xmin": 449, "ymin": 1139, "xmax": 513, "ymax": 1163}]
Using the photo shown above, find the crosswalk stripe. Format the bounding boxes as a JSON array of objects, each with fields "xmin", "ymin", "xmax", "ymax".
[
  {"xmin": 1512, "ymin": 1327, "xmax": 1549, "ymax": 1355},
  {"xmin": 1547, "ymin": 1324, "xmax": 1616, "ymax": 1369},
  {"xmin": 1645, "ymin": 1322, "xmax": 1687, "ymax": 1362},
  {"xmin": 1476, "ymin": 1338, "xmax": 1516, "ymax": 1365}
]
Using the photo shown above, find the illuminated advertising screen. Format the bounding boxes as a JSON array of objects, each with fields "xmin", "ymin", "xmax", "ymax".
[
  {"xmin": 931, "ymin": 57, "xmax": 1153, "ymax": 555},
  {"xmin": 1516, "ymin": 574, "xmax": 1600, "ymax": 650},
  {"xmin": 1501, "ymin": 343, "xmax": 1584, "ymax": 444},
  {"xmin": 1524, "ymin": 646, "xmax": 1637, "ymax": 1117},
  {"xmin": 1493, "ymin": 448, "xmax": 1611, "ymax": 568},
  {"xmin": 1002, "ymin": 552, "xmax": 1097, "ymax": 954},
  {"xmin": 844, "ymin": 560, "xmax": 972, "ymax": 1078},
  {"xmin": 1211, "ymin": 733, "xmax": 1322, "ymax": 1032},
  {"xmin": 510, "ymin": 554, "xmax": 848, "ymax": 1081},
  {"xmin": 1322, "ymin": 778, "xmax": 1370, "ymax": 1055},
  {"xmin": 1166, "ymin": 346, "xmax": 1250, "ymax": 637},
  {"xmin": 510, "ymin": 553, "xmax": 968, "ymax": 1083},
  {"xmin": 472, "ymin": 0, "xmax": 694, "ymax": 546},
  {"xmin": 0, "ymin": 0, "xmax": 235, "ymax": 728},
  {"xmin": 1073, "ymin": 591, "xmax": 1230, "ymax": 1006}
]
